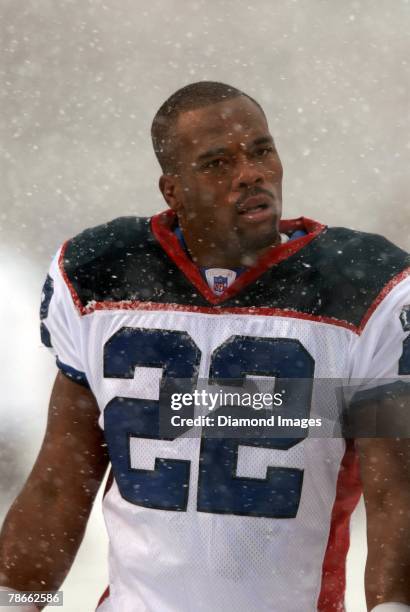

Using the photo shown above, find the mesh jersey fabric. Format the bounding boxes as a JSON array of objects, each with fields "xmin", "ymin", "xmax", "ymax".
[{"xmin": 40, "ymin": 214, "xmax": 410, "ymax": 612}]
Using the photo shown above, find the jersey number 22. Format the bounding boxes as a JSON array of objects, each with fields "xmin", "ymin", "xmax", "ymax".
[{"xmin": 103, "ymin": 328, "xmax": 315, "ymax": 519}]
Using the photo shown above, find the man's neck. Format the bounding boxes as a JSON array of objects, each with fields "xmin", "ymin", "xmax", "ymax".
[{"xmin": 181, "ymin": 235, "xmax": 280, "ymax": 268}]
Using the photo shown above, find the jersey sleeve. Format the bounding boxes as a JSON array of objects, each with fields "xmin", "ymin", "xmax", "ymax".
[
  {"xmin": 347, "ymin": 274, "xmax": 410, "ymax": 435},
  {"xmin": 350, "ymin": 274, "xmax": 410, "ymax": 380},
  {"xmin": 40, "ymin": 247, "xmax": 89, "ymax": 387}
]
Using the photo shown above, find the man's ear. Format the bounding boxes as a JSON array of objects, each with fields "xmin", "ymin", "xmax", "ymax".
[{"xmin": 159, "ymin": 175, "xmax": 181, "ymax": 211}]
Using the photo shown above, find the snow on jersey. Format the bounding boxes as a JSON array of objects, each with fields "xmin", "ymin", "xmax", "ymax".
[{"xmin": 40, "ymin": 211, "xmax": 410, "ymax": 612}]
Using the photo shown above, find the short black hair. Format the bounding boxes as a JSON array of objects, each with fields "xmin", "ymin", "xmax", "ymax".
[{"xmin": 151, "ymin": 81, "xmax": 265, "ymax": 174}]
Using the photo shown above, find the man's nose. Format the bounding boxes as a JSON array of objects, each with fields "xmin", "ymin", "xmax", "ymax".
[{"xmin": 232, "ymin": 157, "xmax": 264, "ymax": 190}]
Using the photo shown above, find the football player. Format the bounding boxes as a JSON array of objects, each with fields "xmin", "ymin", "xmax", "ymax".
[{"xmin": 0, "ymin": 82, "xmax": 409, "ymax": 611}]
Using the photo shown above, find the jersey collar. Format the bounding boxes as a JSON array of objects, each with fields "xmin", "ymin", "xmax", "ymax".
[{"xmin": 151, "ymin": 209, "xmax": 325, "ymax": 306}]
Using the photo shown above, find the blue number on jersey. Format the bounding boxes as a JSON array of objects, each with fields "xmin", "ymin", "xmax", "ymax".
[
  {"xmin": 40, "ymin": 274, "xmax": 54, "ymax": 348},
  {"xmin": 104, "ymin": 328, "xmax": 200, "ymax": 510},
  {"xmin": 104, "ymin": 328, "xmax": 315, "ymax": 518},
  {"xmin": 197, "ymin": 336, "xmax": 314, "ymax": 517},
  {"xmin": 399, "ymin": 306, "xmax": 410, "ymax": 375}
]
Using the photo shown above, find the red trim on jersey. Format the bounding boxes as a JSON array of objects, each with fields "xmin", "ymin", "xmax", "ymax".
[
  {"xmin": 151, "ymin": 209, "xmax": 325, "ymax": 305},
  {"xmin": 317, "ymin": 440, "xmax": 362, "ymax": 611},
  {"xmin": 58, "ymin": 212, "xmax": 410, "ymax": 336},
  {"xmin": 96, "ymin": 586, "xmax": 110, "ymax": 610},
  {"xmin": 58, "ymin": 241, "xmax": 87, "ymax": 316},
  {"xmin": 82, "ymin": 299, "xmax": 358, "ymax": 332},
  {"xmin": 357, "ymin": 266, "xmax": 410, "ymax": 333}
]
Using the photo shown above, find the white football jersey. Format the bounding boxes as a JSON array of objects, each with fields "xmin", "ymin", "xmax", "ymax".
[{"xmin": 40, "ymin": 211, "xmax": 410, "ymax": 612}]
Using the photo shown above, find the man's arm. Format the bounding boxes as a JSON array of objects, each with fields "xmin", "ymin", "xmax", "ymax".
[
  {"xmin": 0, "ymin": 372, "xmax": 109, "ymax": 595},
  {"xmin": 356, "ymin": 437, "xmax": 410, "ymax": 610}
]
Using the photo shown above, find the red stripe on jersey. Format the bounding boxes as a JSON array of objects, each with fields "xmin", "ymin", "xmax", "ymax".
[
  {"xmin": 96, "ymin": 585, "xmax": 110, "ymax": 610},
  {"xmin": 317, "ymin": 440, "xmax": 362, "ymax": 611},
  {"xmin": 58, "ymin": 213, "xmax": 410, "ymax": 337},
  {"xmin": 151, "ymin": 209, "xmax": 325, "ymax": 305},
  {"xmin": 58, "ymin": 241, "xmax": 88, "ymax": 315},
  {"xmin": 83, "ymin": 299, "xmax": 359, "ymax": 332},
  {"xmin": 357, "ymin": 266, "xmax": 410, "ymax": 334}
]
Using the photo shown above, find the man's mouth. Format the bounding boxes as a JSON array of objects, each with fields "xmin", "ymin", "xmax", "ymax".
[{"xmin": 237, "ymin": 195, "xmax": 273, "ymax": 222}]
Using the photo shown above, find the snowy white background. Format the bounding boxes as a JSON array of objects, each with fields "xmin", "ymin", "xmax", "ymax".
[{"xmin": 1, "ymin": 1, "xmax": 409, "ymax": 610}]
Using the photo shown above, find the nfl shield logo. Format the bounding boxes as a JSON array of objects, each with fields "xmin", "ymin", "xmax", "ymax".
[
  {"xmin": 204, "ymin": 267, "xmax": 237, "ymax": 295},
  {"xmin": 214, "ymin": 275, "xmax": 228, "ymax": 294}
]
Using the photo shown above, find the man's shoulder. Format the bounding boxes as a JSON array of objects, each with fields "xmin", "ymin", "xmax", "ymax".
[
  {"xmin": 59, "ymin": 215, "xmax": 171, "ymax": 307},
  {"xmin": 319, "ymin": 225, "xmax": 407, "ymax": 259},
  {"xmin": 297, "ymin": 225, "xmax": 409, "ymax": 329},
  {"xmin": 62, "ymin": 216, "xmax": 153, "ymax": 269},
  {"xmin": 231, "ymin": 224, "xmax": 409, "ymax": 330},
  {"xmin": 312, "ymin": 225, "xmax": 409, "ymax": 283}
]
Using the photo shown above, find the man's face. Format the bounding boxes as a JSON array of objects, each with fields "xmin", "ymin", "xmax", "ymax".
[{"xmin": 162, "ymin": 95, "xmax": 283, "ymax": 264}]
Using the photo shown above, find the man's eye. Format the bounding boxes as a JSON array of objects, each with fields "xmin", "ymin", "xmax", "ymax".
[
  {"xmin": 203, "ymin": 159, "xmax": 226, "ymax": 169},
  {"xmin": 256, "ymin": 147, "xmax": 274, "ymax": 156}
]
